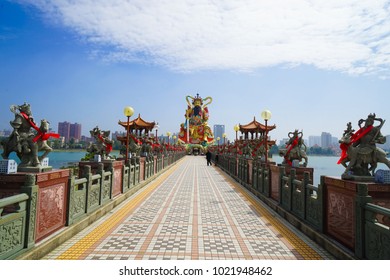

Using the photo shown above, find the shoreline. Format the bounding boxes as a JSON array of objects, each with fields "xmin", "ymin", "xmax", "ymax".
[{"xmin": 51, "ymin": 149, "xmax": 120, "ymax": 153}]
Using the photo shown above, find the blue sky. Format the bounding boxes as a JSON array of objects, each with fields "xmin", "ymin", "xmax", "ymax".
[{"xmin": 1, "ymin": 0, "xmax": 390, "ymax": 143}]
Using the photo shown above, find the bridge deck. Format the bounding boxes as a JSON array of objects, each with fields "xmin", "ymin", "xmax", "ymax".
[{"xmin": 42, "ymin": 156, "xmax": 333, "ymax": 260}]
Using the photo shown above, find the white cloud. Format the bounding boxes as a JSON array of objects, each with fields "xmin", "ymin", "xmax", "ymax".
[{"xmin": 15, "ymin": 0, "xmax": 390, "ymax": 76}]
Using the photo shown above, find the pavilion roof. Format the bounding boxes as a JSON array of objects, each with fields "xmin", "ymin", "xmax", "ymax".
[
  {"xmin": 118, "ymin": 114, "xmax": 156, "ymax": 130},
  {"xmin": 239, "ymin": 117, "xmax": 276, "ymax": 132}
]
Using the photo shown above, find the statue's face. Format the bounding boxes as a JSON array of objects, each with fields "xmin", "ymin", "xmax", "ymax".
[
  {"xmin": 366, "ymin": 118, "xmax": 374, "ymax": 126},
  {"xmin": 20, "ymin": 104, "xmax": 31, "ymax": 115},
  {"xmin": 194, "ymin": 100, "xmax": 201, "ymax": 107}
]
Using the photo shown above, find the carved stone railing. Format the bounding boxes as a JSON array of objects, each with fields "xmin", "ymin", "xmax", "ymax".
[
  {"xmin": 306, "ymin": 179, "xmax": 323, "ymax": 232},
  {"xmin": 122, "ymin": 164, "xmax": 131, "ymax": 193},
  {"xmin": 0, "ymin": 193, "xmax": 29, "ymax": 259},
  {"xmin": 67, "ymin": 173, "xmax": 88, "ymax": 225},
  {"xmin": 100, "ymin": 166, "xmax": 113, "ymax": 206},
  {"xmin": 355, "ymin": 184, "xmax": 390, "ymax": 259},
  {"xmin": 212, "ymin": 152, "xmax": 389, "ymax": 259},
  {"xmin": 0, "ymin": 151, "xmax": 185, "ymax": 259}
]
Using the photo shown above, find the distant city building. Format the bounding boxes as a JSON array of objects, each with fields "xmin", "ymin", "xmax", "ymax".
[
  {"xmin": 81, "ymin": 135, "xmax": 94, "ymax": 143},
  {"xmin": 112, "ymin": 131, "xmax": 125, "ymax": 141},
  {"xmin": 0, "ymin": 129, "xmax": 11, "ymax": 137},
  {"xmin": 58, "ymin": 122, "xmax": 70, "ymax": 141},
  {"xmin": 308, "ymin": 136, "xmax": 321, "ymax": 147},
  {"xmin": 279, "ymin": 138, "xmax": 289, "ymax": 146},
  {"xmin": 331, "ymin": 136, "xmax": 339, "ymax": 147},
  {"xmin": 58, "ymin": 121, "xmax": 82, "ymax": 142},
  {"xmin": 213, "ymin": 124, "xmax": 225, "ymax": 143},
  {"xmin": 279, "ymin": 137, "xmax": 308, "ymax": 147},
  {"xmin": 321, "ymin": 132, "xmax": 332, "ymax": 148},
  {"xmin": 70, "ymin": 123, "xmax": 82, "ymax": 141}
]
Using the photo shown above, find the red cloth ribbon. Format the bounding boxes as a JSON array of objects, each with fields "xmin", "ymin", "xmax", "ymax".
[
  {"xmin": 21, "ymin": 112, "xmax": 60, "ymax": 142},
  {"xmin": 286, "ymin": 136, "xmax": 299, "ymax": 155},
  {"xmin": 337, "ymin": 125, "xmax": 373, "ymax": 164},
  {"xmin": 98, "ymin": 134, "xmax": 113, "ymax": 154},
  {"xmin": 129, "ymin": 134, "xmax": 142, "ymax": 145},
  {"xmin": 284, "ymin": 136, "xmax": 299, "ymax": 166}
]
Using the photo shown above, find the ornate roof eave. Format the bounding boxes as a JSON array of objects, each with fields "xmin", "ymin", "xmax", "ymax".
[
  {"xmin": 118, "ymin": 114, "xmax": 156, "ymax": 130},
  {"xmin": 239, "ymin": 117, "xmax": 276, "ymax": 132}
]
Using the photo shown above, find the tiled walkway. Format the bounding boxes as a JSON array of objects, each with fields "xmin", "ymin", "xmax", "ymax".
[{"xmin": 42, "ymin": 156, "xmax": 333, "ymax": 260}]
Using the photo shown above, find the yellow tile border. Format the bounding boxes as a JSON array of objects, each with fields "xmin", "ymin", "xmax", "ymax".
[
  {"xmin": 56, "ymin": 161, "xmax": 182, "ymax": 260},
  {"xmin": 220, "ymin": 171, "xmax": 323, "ymax": 260}
]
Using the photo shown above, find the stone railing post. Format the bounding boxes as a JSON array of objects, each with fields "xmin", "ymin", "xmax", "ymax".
[
  {"xmin": 302, "ymin": 171, "xmax": 310, "ymax": 220},
  {"xmin": 20, "ymin": 174, "xmax": 38, "ymax": 249},
  {"xmin": 122, "ymin": 162, "xmax": 130, "ymax": 193},
  {"xmin": 98, "ymin": 163, "xmax": 112, "ymax": 205},
  {"xmin": 355, "ymin": 183, "xmax": 372, "ymax": 259},
  {"xmin": 66, "ymin": 169, "xmax": 75, "ymax": 226},
  {"xmin": 263, "ymin": 163, "xmax": 271, "ymax": 198},
  {"xmin": 252, "ymin": 160, "xmax": 258, "ymax": 191},
  {"xmin": 278, "ymin": 166, "xmax": 285, "ymax": 205}
]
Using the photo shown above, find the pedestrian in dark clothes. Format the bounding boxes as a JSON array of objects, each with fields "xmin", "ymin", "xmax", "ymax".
[{"xmin": 206, "ymin": 150, "xmax": 212, "ymax": 166}]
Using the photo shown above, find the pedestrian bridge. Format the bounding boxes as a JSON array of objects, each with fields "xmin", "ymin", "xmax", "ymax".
[
  {"xmin": 42, "ymin": 156, "xmax": 330, "ymax": 260},
  {"xmin": 1, "ymin": 153, "xmax": 389, "ymax": 261}
]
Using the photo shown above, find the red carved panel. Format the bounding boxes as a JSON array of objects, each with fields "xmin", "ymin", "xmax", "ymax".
[
  {"xmin": 324, "ymin": 177, "xmax": 390, "ymax": 249},
  {"xmin": 112, "ymin": 167, "xmax": 123, "ymax": 197},
  {"xmin": 36, "ymin": 171, "xmax": 69, "ymax": 242},
  {"xmin": 326, "ymin": 186, "xmax": 355, "ymax": 249},
  {"xmin": 36, "ymin": 169, "xmax": 70, "ymax": 183},
  {"xmin": 139, "ymin": 158, "xmax": 145, "ymax": 181},
  {"xmin": 247, "ymin": 160, "xmax": 252, "ymax": 185}
]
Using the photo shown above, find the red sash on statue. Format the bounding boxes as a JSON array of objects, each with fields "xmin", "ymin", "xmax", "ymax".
[
  {"xmin": 337, "ymin": 125, "xmax": 373, "ymax": 164},
  {"xmin": 21, "ymin": 112, "xmax": 60, "ymax": 142},
  {"xmin": 98, "ymin": 134, "xmax": 113, "ymax": 154},
  {"xmin": 129, "ymin": 134, "xmax": 142, "ymax": 145},
  {"xmin": 284, "ymin": 136, "xmax": 299, "ymax": 166}
]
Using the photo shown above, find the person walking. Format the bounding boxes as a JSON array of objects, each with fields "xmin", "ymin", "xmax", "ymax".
[{"xmin": 206, "ymin": 150, "xmax": 212, "ymax": 166}]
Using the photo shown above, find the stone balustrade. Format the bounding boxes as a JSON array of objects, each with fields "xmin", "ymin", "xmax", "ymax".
[
  {"xmin": 0, "ymin": 152, "xmax": 185, "ymax": 259},
  {"xmin": 214, "ymin": 153, "xmax": 390, "ymax": 260}
]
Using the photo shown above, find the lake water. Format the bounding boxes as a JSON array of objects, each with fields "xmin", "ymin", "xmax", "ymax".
[
  {"xmin": 272, "ymin": 155, "xmax": 390, "ymax": 185},
  {"xmin": 3, "ymin": 150, "xmax": 120, "ymax": 170},
  {"xmin": 272, "ymin": 155, "xmax": 344, "ymax": 185},
  {"xmin": 2, "ymin": 151, "xmax": 388, "ymax": 186}
]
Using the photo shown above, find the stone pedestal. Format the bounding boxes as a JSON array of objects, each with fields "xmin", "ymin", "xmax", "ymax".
[
  {"xmin": 341, "ymin": 173, "xmax": 375, "ymax": 182},
  {"xmin": 18, "ymin": 166, "xmax": 52, "ymax": 173},
  {"xmin": 323, "ymin": 176, "xmax": 390, "ymax": 250}
]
